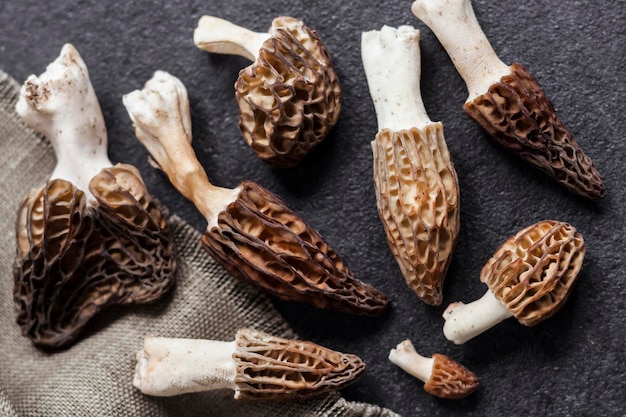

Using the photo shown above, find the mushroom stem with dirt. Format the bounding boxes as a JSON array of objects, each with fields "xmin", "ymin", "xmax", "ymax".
[
  {"xmin": 411, "ymin": 0, "xmax": 604, "ymax": 200},
  {"xmin": 443, "ymin": 220, "xmax": 585, "ymax": 344},
  {"xmin": 133, "ymin": 328, "xmax": 366, "ymax": 400},
  {"xmin": 13, "ymin": 44, "xmax": 176, "ymax": 348},
  {"xmin": 123, "ymin": 71, "xmax": 388, "ymax": 316},
  {"xmin": 194, "ymin": 15, "xmax": 341, "ymax": 167},
  {"xmin": 361, "ymin": 25, "xmax": 460, "ymax": 306},
  {"xmin": 389, "ymin": 339, "xmax": 478, "ymax": 399}
]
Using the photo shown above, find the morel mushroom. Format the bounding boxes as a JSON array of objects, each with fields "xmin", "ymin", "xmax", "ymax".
[
  {"xmin": 443, "ymin": 220, "xmax": 584, "ymax": 344},
  {"xmin": 13, "ymin": 44, "xmax": 175, "ymax": 348},
  {"xmin": 123, "ymin": 71, "xmax": 388, "ymax": 316},
  {"xmin": 194, "ymin": 15, "xmax": 341, "ymax": 167},
  {"xmin": 411, "ymin": 0, "xmax": 603, "ymax": 199},
  {"xmin": 389, "ymin": 339, "xmax": 478, "ymax": 399},
  {"xmin": 133, "ymin": 328, "xmax": 366, "ymax": 400},
  {"xmin": 361, "ymin": 25, "xmax": 460, "ymax": 305}
]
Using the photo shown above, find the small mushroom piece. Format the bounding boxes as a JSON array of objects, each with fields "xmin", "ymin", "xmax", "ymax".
[
  {"xmin": 13, "ymin": 44, "xmax": 175, "ymax": 348},
  {"xmin": 194, "ymin": 15, "xmax": 341, "ymax": 167},
  {"xmin": 443, "ymin": 220, "xmax": 585, "ymax": 344},
  {"xmin": 411, "ymin": 0, "xmax": 604, "ymax": 199},
  {"xmin": 388, "ymin": 339, "xmax": 478, "ymax": 399},
  {"xmin": 361, "ymin": 25, "xmax": 460, "ymax": 305},
  {"xmin": 133, "ymin": 328, "xmax": 366, "ymax": 400},
  {"xmin": 123, "ymin": 71, "xmax": 388, "ymax": 316}
]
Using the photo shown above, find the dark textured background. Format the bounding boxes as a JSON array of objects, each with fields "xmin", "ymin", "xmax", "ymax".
[{"xmin": 1, "ymin": 1, "xmax": 625, "ymax": 416}]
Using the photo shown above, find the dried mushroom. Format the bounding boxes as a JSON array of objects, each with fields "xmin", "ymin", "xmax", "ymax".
[
  {"xmin": 194, "ymin": 15, "xmax": 341, "ymax": 167},
  {"xmin": 361, "ymin": 25, "xmax": 460, "ymax": 305},
  {"xmin": 133, "ymin": 328, "xmax": 366, "ymax": 400},
  {"xmin": 13, "ymin": 44, "xmax": 175, "ymax": 348},
  {"xmin": 123, "ymin": 71, "xmax": 388, "ymax": 316},
  {"xmin": 411, "ymin": 0, "xmax": 604, "ymax": 199},
  {"xmin": 389, "ymin": 339, "xmax": 478, "ymax": 399},
  {"xmin": 443, "ymin": 220, "xmax": 584, "ymax": 344}
]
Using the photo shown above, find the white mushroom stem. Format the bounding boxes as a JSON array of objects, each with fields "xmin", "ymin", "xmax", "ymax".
[
  {"xmin": 194, "ymin": 16, "xmax": 270, "ymax": 61},
  {"xmin": 443, "ymin": 289, "xmax": 514, "ymax": 344},
  {"xmin": 388, "ymin": 339, "xmax": 434, "ymax": 383},
  {"xmin": 134, "ymin": 336, "xmax": 238, "ymax": 397},
  {"xmin": 361, "ymin": 25, "xmax": 431, "ymax": 131},
  {"xmin": 411, "ymin": 0, "xmax": 510, "ymax": 102},
  {"xmin": 123, "ymin": 71, "xmax": 239, "ymax": 229},
  {"xmin": 15, "ymin": 43, "xmax": 111, "ymax": 195}
]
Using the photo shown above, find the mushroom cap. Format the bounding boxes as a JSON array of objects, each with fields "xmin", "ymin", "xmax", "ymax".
[
  {"xmin": 200, "ymin": 180, "xmax": 389, "ymax": 316},
  {"xmin": 14, "ymin": 164, "xmax": 176, "ymax": 348},
  {"xmin": 236, "ymin": 16, "xmax": 341, "ymax": 167},
  {"xmin": 463, "ymin": 63, "xmax": 604, "ymax": 200},
  {"xmin": 233, "ymin": 328, "xmax": 365, "ymax": 401},
  {"xmin": 372, "ymin": 124, "xmax": 460, "ymax": 305},
  {"xmin": 423, "ymin": 353, "xmax": 479, "ymax": 399},
  {"xmin": 480, "ymin": 220, "xmax": 584, "ymax": 326}
]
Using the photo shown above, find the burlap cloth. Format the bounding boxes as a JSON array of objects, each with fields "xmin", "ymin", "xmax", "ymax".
[{"xmin": 0, "ymin": 70, "xmax": 399, "ymax": 417}]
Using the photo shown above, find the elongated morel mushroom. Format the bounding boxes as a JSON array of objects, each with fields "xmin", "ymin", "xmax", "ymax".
[
  {"xmin": 411, "ymin": 0, "xmax": 603, "ymax": 199},
  {"xmin": 13, "ymin": 44, "xmax": 176, "ymax": 348},
  {"xmin": 194, "ymin": 15, "xmax": 341, "ymax": 167},
  {"xmin": 389, "ymin": 339, "xmax": 478, "ymax": 399},
  {"xmin": 123, "ymin": 71, "xmax": 388, "ymax": 316},
  {"xmin": 361, "ymin": 25, "xmax": 460, "ymax": 305},
  {"xmin": 443, "ymin": 220, "xmax": 585, "ymax": 344},
  {"xmin": 133, "ymin": 328, "xmax": 366, "ymax": 400}
]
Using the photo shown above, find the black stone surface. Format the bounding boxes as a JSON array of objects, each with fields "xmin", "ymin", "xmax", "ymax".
[{"xmin": 1, "ymin": 1, "xmax": 625, "ymax": 416}]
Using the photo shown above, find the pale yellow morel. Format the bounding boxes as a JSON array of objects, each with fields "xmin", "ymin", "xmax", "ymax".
[
  {"xmin": 194, "ymin": 16, "xmax": 340, "ymax": 167},
  {"xmin": 362, "ymin": 25, "xmax": 460, "ymax": 305},
  {"xmin": 133, "ymin": 328, "xmax": 366, "ymax": 400},
  {"xmin": 443, "ymin": 220, "xmax": 585, "ymax": 344},
  {"xmin": 123, "ymin": 71, "xmax": 388, "ymax": 316}
]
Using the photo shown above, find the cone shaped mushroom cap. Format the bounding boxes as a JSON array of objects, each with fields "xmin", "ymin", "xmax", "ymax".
[
  {"xmin": 123, "ymin": 71, "xmax": 389, "ymax": 316},
  {"xmin": 13, "ymin": 45, "xmax": 175, "ymax": 348},
  {"xmin": 194, "ymin": 16, "xmax": 341, "ymax": 167},
  {"xmin": 362, "ymin": 25, "xmax": 460, "ymax": 305},
  {"xmin": 411, "ymin": 0, "xmax": 604, "ymax": 199},
  {"xmin": 133, "ymin": 329, "xmax": 366, "ymax": 400}
]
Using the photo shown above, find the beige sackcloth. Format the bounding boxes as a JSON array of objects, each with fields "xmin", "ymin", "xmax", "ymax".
[{"xmin": 0, "ymin": 70, "xmax": 399, "ymax": 417}]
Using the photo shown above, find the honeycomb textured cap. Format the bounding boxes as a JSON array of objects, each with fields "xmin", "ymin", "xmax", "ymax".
[
  {"xmin": 233, "ymin": 328, "xmax": 366, "ymax": 401},
  {"xmin": 372, "ymin": 124, "xmax": 460, "ymax": 305},
  {"xmin": 200, "ymin": 180, "xmax": 389, "ymax": 316},
  {"xmin": 464, "ymin": 63, "xmax": 604, "ymax": 199},
  {"xmin": 13, "ymin": 164, "xmax": 176, "ymax": 348},
  {"xmin": 480, "ymin": 220, "xmax": 585, "ymax": 326},
  {"xmin": 423, "ymin": 353, "xmax": 479, "ymax": 399},
  {"xmin": 236, "ymin": 16, "xmax": 341, "ymax": 167}
]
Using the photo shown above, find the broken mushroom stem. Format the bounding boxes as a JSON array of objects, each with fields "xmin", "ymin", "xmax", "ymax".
[
  {"xmin": 194, "ymin": 15, "xmax": 270, "ymax": 61},
  {"xmin": 388, "ymin": 339, "xmax": 433, "ymax": 383},
  {"xmin": 15, "ymin": 43, "xmax": 111, "ymax": 194},
  {"xmin": 411, "ymin": 0, "xmax": 510, "ymax": 102}
]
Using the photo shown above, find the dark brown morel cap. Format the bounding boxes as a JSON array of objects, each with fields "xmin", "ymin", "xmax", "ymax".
[
  {"xmin": 14, "ymin": 164, "xmax": 175, "ymax": 348},
  {"xmin": 233, "ymin": 328, "xmax": 366, "ymax": 401},
  {"xmin": 424, "ymin": 354, "xmax": 479, "ymax": 399}
]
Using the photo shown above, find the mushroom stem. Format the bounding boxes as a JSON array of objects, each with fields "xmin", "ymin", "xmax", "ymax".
[
  {"xmin": 194, "ymin": 16, "xmax": 270, "ymax": 61},
  {"xmin": 15, "ymin": 43, "xmax": 111, "ymax": 194},
  {"xmin": 134, "ymin": 337, "xmax": 238, "ymax": 397},
  {"xmin": 361, "ymin": 25, "xmax": 431, "ymax": 131},
  {"xmin": 388, "ymin": 339, "xmax": 433, "ymax": 383},
  {"xmin": 443, "ymin": 289, "xmax": 514, "ymax": 344},
  {"xmin": 123, "ymin": 71, "xmax": 239, "ymax": 226},
  {"xmin": 411, "ymin": 0, "xmax": 510, "ymax": 102}
]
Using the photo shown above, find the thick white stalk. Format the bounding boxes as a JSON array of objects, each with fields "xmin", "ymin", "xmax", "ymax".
[
  {"xmin": 194, "ymin": 16, "xmax": 270, "ymax": 61},
  {"xmin": 411, "ymin": 0, "xmax": 510, "ymax": 102},
  {"xmin": 15, "ymin": 44, "xmax": 111, "ymax": 195},
  {"xmin": 134, "ymin": 337, "xmax": 237, "ymax": 396},
  {"xmin": 388, "ymin": 339, "xmax": 433, "ymax": 383},
  {"xmin": 443, "ymin": 289, "xmax": 514, "ymax": 344},
  {"xmin": 362, "ymin": 25, "xmax": 431, "ymax": 131}
]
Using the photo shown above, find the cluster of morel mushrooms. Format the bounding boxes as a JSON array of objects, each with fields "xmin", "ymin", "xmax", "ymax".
[{"xmin": 13, "ymin": 0, "xmax": 598, "ymax": 404}]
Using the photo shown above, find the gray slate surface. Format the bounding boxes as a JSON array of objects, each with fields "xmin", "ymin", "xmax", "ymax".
[{"xmin": 1, "ymin": 0, "xmax": 625, "ymax": 416}]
